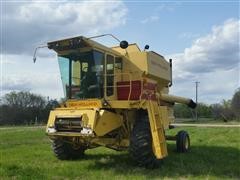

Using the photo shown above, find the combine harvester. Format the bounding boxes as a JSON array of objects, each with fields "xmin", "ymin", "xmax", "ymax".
[{"xmin": 35, "ymin": 34, "xmax": 196, "ymax": 168}]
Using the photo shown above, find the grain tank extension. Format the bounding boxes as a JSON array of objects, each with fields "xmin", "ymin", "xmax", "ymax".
[{"xmin": 43, "ymin": 34, "xmax": 196, "ymax": 168}]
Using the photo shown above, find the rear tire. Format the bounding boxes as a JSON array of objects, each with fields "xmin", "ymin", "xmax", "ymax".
[
  {"xmin": 129, "ymin": 111, "xmax": 161, "ymax": 168},
  {"xmin": 52, "ymin": 139, "xmax": 86, "ymax": 160},
  {"xmin": 176, "ymin": 130, "xmax": 190, "ymax": 153}
]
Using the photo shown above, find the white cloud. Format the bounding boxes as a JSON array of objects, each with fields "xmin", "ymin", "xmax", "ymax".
[
  {"xmin": 141, "ymin": 15, "xmax": 159, "ymax": 24},
  {"xmin": 168, "ymin": 19, "xmax": 240, "ymax": 104},
  {"xmin": 1, "ymin": 72, "xmax": 63, "ymax": 99},
  {"xmin": 0, "ymin": 59, "xmax": 15, "ymax": 65},
  {"xmin": 170, "ymin": 67, "xmax": 239, "ymax": 103},
  {"xmin": 140, "ymin": 3, "xmax": 178, "ymax": 25},
  {"xmin": 1, "ymin": 0, "xmax": 128, "ymax": 99},
  {"xmin": 17, "ymin": 1, "xmax": 126, "ymax": 29},
  {"xmin": 1, "ymin": 53, "xmax": 63, "ymax": 99},
  {"xmin": 2, "ymin": 0, "xmax": 128, "ymax": 54}
]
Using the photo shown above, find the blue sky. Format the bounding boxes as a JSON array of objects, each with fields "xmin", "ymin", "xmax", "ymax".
[
  {"xmin": 1, "ymin": 0, "xmax": 239, "ymax": 104},
  {"xmin": 117, "ymin": 2, "xmax": 239, "ymax": 54}
]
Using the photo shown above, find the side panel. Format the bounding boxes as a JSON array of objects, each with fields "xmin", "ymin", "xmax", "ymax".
[
  {"xmin": 159, "ymin": 106, "xmax": 170, "ymax": 129},
  {"xmin": 126, "ymin": 51, "xmax": 148, "ymax": 73},
  {"xmin": 147, "ymin": 52, "xmax": 171, "ymax": 81},
  {"xmin": 94, "ymin": 110, "xmax": 123, "ymax": 136}
]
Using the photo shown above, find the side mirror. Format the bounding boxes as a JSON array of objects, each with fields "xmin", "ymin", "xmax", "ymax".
[
  {"xmin": 120, "ymin": 40, "xmax": 128, "ymax": 49},
  {"xmin": 32, "ymin": 45, "xmax": 48, "ymax": 63}
]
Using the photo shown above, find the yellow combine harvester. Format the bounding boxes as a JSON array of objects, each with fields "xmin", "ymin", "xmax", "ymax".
[{"xmin": 43, "ymin": 34, "xmax": 196, "ymax": 168}]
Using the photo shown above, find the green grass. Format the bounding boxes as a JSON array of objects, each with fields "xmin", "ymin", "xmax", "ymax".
[{"xmin": 0, "ymin": 127, "xmax": 239, "ymax": 179}]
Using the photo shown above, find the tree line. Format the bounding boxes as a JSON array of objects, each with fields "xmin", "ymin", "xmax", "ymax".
[
  {"xmin": 174, "ymin": 88, "xmax": 240, "ymax": 121},
  {"xmin": 0, "ymin": 88, "xmax": 239, "ymax": 125},
  {"xmin": 0, "ymin": 91, "xmax": 59, "ymax": 125}
]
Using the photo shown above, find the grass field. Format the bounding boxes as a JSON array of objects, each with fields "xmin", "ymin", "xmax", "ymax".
[{"xmin": 0, "ymin": 126, "xmax": 239, "ymax": 179}]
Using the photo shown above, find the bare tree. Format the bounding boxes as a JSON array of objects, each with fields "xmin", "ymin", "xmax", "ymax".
[{"xmin": 0, "ymin": 91, "xmax": 49, "ymax": 125}]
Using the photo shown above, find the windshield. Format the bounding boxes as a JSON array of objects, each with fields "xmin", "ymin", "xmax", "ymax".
[{"xmin": 58, "ymin": 50, "xmax": 104, "ymax": 99}]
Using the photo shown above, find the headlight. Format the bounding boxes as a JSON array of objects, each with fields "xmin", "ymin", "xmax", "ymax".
[{"xmin": 47, "ymin": 127, "xmax": 56, "ymax": 133}]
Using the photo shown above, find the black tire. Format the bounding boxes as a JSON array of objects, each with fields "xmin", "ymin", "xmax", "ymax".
[
  {"xmin": 129, "ymin": 111, "xmax": 161, "ymax": 168},
  {"xmin": 176, "ymin": 130, "xmax": 190, "ymax": 153},
  {"xmin": 52, "ymin": 139, "xmax": 86, "ymax": 160}
]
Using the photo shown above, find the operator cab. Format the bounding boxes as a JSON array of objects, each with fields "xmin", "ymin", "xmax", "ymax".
[
  {"xmin": 48, "ymin": 36, "xmax": 122, "ymax": 100},
  {"xmin": 58, "ymin": 50, "xmax": 104, "ymax": 99}
]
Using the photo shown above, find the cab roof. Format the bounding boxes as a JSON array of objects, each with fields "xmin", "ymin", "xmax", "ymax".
[{"xmin": 47, "ymin": 36, "xmax": 122, "ymax": 56}]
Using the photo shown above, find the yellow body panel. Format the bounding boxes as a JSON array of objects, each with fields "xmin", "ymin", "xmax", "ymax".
[
  {"xmin": 147, "ymin": 52, "xmax": 171, "ymax": 81},
  {"xmin": 159, "ymin": 106, "xmax": 170, "ymax": 129},
  {"xmin": 145, "ymin": 101, "xmax": 168, "ymax": 159},
  {"xmin": 113, "ymin": 44, "xmax": 171, "ymax": 84},
  {"xmin": 95, "ymin": 110, "xmax": 123, "ymax": 136},
  {"xmin": 112, "ymin": 43, "xmax": 141, "ymax": 54}
]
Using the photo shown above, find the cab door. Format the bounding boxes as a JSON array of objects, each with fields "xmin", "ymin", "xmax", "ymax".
[{"xmin": 105, "ymin": 54, "xmax": 114, "ymax": 99}]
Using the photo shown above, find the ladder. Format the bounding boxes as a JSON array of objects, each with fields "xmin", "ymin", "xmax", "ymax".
[{"xmin": 147, "ymin": 100, "xmax": 168, "ymax": 159}]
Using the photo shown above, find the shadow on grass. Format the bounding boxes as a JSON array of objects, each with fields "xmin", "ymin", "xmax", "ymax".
[{"xmin": 85, "ymin": 144, "xmax": 240, "ymax": 179}]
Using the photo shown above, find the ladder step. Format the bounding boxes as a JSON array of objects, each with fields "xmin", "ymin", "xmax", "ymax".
[{"xmin": 147, "ymin": 101, "xmax": 168, "ymax": 158}]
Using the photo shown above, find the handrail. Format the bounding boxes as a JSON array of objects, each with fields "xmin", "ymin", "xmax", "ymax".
[
  {"xmin": 102, "ymin": 72, "xmax": 133, "ymax": 100},
  {"xmin": 103, "ymin": 73, "xmax": 157, "ymax": 101}
]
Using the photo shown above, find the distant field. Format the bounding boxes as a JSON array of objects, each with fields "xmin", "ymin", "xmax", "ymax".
[{"xmin": 0, "ymin": 126, "xmax": 239, "ymax": 179}]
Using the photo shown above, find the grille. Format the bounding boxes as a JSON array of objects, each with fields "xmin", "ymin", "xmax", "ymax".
[{"xmin": 55, "ymin": 117, "xmax": 82, "ymax": 132}]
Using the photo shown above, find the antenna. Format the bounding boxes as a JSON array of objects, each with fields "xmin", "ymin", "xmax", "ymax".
[
  {"xmin": 87, "ymin": 34, "xmax": 129, "ymax": 51},
  {"xmin": 87, "ymin": 34, "xmax": 121, "ymax": 43}
]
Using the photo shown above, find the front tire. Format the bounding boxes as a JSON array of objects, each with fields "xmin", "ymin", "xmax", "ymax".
[
  {"xmin": 176, "ymin": 130, "xmax": 190, "ymax": 153},
  {"xmin": 52, "ymin": 139, "xmax": 86, "ymax": 160},
  {"xmin": 129, "ymin": 111, "xmax": 161, "ymax": 168}
]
